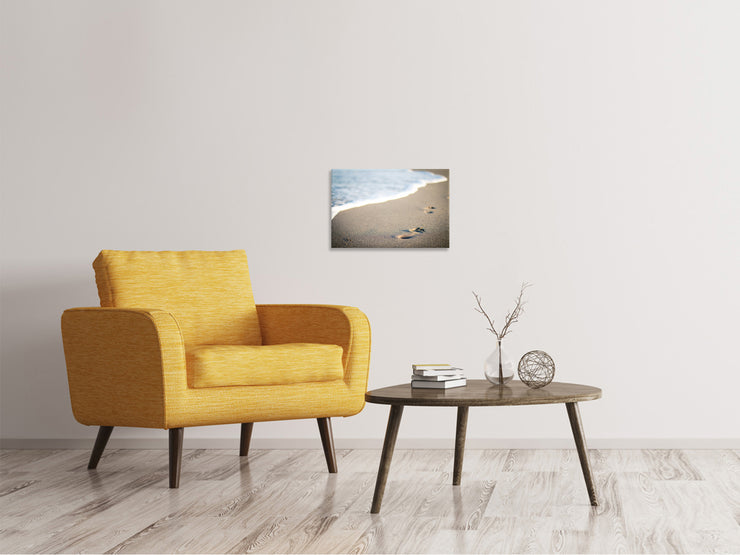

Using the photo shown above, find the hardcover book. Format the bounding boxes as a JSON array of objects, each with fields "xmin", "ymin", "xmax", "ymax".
[
  {"xmin": 411, "ymin": 378, "xmax": 467, "ymax": 389},
  {"xmin": 411, "ymin": 373, "xmax": 465, "ymax": 381}
]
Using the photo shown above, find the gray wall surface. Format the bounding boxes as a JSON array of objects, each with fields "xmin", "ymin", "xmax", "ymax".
[{"xmin": 2, "ymin": 1, "xmax": 739, "ymax": 446}]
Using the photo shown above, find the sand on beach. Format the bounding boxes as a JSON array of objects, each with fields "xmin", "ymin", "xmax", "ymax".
[{"xmin": 331, "ymin": 170, "xmax": 449, "ymax": 248}]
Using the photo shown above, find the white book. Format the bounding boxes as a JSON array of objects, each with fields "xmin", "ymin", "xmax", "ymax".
[
  {"xmin": 411, "ymin": 378, "xmax": 467, "ymax": 389},
  {"xmin": 411, "ymin": 373, "xmax": 465, "ymax": 381},
  {"xmin": 413, "ymin": 367, "xmax": 464, "ymax": 377}
]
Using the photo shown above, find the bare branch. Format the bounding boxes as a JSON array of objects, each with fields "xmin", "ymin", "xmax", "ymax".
[
  {"xmin": 473, "ymin": 291, "xmax": 499, "ymax": 338},
  {"xmin": 499, "ymin": 282, "xmax": 532, "ymax": 338}
]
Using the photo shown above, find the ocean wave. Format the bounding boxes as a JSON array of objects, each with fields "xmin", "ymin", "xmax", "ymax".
[{"xmin": 331, "ymin": 169, "xmax": 446, "ymax": 219}]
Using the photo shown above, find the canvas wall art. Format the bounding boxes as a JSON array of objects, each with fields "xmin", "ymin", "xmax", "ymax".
[{"xmin": 331, "ymin": 169, "xmax": 450, "ymax": 248}]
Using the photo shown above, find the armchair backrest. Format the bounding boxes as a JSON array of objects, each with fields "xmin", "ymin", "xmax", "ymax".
[{"xmin": 93, "ymin": 250, "xmax": 262, "ymax": 347}]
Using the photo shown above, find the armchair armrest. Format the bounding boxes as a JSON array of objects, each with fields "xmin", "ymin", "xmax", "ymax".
[
  {"xmin": 256, "ymin": 304, "xmax": 371, "ymax": 395},
  {"xmin": 61, "ymin": 307, "xmax": 186, "ymax": 429}
]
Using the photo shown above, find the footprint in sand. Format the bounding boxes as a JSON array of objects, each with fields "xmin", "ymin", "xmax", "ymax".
[
  {"xmin": 394, "ymin": 226, "xmax": 425, "ymax": 240},
  {"xmin": 423, "ymin": 206, "xmax": 436, "ymax": 214}
]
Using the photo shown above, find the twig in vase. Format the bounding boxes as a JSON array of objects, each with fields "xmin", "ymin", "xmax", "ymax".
[
  {"xmin": 473, "ymin": 292, "xmax": 499, "ymax": 337},
  {"xmin": 473, "ymin": 282, "xmax": 532, "ymax": 340}
]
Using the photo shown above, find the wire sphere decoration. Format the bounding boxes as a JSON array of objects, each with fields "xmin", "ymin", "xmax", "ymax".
[{"xmin": 517, "ymin": 350, "xmax": 555, "ymax": 389}]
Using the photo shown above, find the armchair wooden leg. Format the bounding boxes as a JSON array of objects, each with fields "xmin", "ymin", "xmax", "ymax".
[
  {"xmin": 240, "ymin": 423, "xmax": 253, "ymax": 457},
  {"xmin": 169, "ymin": 428, "xmax": 184, "ymax": 488},
  {"xmin": 88, "ymin": 426, "xmax": 114, "ymax": 469},
  {"xmin": 317, "ymin": 418, "xmax": 337, "ymax": 473}
]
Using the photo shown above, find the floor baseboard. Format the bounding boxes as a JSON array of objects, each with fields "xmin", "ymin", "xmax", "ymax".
[{"xmin": 1, "ymin": 437, "xmax": 738, "ymax": 449}]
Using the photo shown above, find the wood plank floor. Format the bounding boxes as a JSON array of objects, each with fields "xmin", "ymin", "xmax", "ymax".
[{"xmin": 1, "ymin": 448, "xmax": 738, "ymax": 553}]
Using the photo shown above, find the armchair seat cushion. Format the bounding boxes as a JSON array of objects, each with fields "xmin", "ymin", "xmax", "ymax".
[{"xmin": 188, "ymin": 343, "xmax": 344, "ymax": 388}]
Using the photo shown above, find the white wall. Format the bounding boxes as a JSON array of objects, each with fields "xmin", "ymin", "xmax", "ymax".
[{"xmin": 2, "ymin": 1, "xmax": 739, "ymax": 448}]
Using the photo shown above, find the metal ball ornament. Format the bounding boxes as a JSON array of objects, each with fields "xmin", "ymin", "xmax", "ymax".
[{"xmin": 517, "ymin": 350, "xmax": 555, "ymax": 389}]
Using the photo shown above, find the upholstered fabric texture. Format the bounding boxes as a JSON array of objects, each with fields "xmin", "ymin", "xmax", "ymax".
[
  {"xmin": 62, "ymin": 304, "xmax": 370, "ymax": 428},
  {"xmin": 188, "ymin": 343, "xmax": 344, "ymax": 388},
  {"xmin": 93, "ymin": 250, "xmax": 262, "ymax": 347},
  {"xmin": 61, "ymin": 250, "xmax": 372, "ymax": 429},
  {"xmin": 61, "ymin": 308, "xmax": 179, "ymax": 428}
]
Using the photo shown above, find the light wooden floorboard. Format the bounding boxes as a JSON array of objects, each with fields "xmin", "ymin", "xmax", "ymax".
[{"xmin": 0, "ymin": 448, "xmax": 738, "ymax": 554}]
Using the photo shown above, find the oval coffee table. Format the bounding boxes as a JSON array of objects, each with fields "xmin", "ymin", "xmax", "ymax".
[{"xmin": 366, "ymin": 380, "xmax": 602, "ymax": 513}]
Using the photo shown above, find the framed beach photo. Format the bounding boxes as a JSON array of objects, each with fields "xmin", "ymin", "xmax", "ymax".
[{"xmin": 330, "ymin": 169, "xmax": 450, "ymax": 248}]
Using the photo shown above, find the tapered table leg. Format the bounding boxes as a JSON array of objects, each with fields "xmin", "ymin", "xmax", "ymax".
[
  {"xmin": 566, "ymin": 402, "xmax": 598, "ymax": 506},
  {"xmin": 453, "ymin": 406, "xmax": 468, "ymax": 486},
  {"xmin": 371, "ymin": 404, "xmax": 404, "ymax": 514}
]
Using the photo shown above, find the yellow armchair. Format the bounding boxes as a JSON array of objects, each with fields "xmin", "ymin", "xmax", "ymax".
[{"xmin": 61, "ymin": 250, "xmax": 371, "ymax": 487}]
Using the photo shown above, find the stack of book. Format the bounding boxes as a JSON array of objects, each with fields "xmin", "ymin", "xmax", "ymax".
[{"xmin": 411, "ymin": 364, "xmax": 467, "ymax": 389}]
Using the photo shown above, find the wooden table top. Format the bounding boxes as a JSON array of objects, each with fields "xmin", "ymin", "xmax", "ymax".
[{"xmin": 366, "ymin": 380, "xmax": 602, "ymax": 407}]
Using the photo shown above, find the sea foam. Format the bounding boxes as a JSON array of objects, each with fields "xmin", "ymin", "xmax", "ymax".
[{"xmin": 331, "ymin": 169, "xmax": 446, "ymax": 219}]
